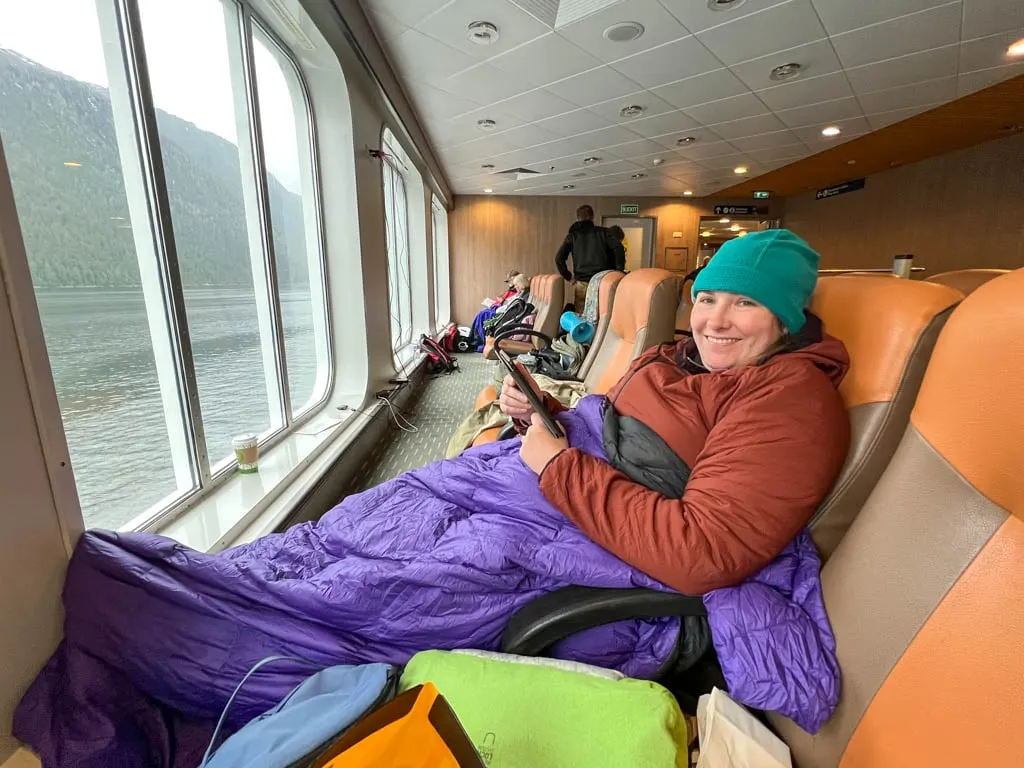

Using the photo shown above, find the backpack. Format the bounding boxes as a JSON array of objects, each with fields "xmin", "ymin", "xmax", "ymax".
[
  {"xmin": 420, "ymin": 334, "xmax": 459, "ymax": 375},
  {"xmin": 484, "ymin": 296, "xmax": 535, "ymax": 338},
  {"xmin": 440, "ymin": 326, "xmax": 458, "ymax": 353}
]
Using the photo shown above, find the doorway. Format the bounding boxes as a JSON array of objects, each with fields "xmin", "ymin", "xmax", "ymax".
[
  {"xmin": 603, "ymin": 216, "xmax": 656, "ymax": 271},
  {"xmin": 696, "ymin": 216, "xmax": 778, "ymax": 266}
]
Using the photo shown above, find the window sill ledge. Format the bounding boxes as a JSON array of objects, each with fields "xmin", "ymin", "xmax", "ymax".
[{"xmin": 152, "ymin": 403, "xmax": 373, "ymax": 553}]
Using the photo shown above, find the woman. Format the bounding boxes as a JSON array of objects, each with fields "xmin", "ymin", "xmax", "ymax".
[
  {"xmin": 472, "ymin": 271, "xmax": 527, "ymax": 350},
  {"xmin": 17, "ymin": 231, "xmax": 849, "ymax": 765},
  {"xmin": 504, "ymin": 229, "xmax": 850, "ymax": 593}
]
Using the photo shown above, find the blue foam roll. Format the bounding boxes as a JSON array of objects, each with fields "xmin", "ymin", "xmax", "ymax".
[{"xmin": 560, "ymin": 311, "xmax": 594, "ymax": 344}]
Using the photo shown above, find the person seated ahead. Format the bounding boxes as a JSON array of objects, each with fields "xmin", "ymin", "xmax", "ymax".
[{"xmin": 502, "ymin": 229, "xmax": 850, "ymax": 593}]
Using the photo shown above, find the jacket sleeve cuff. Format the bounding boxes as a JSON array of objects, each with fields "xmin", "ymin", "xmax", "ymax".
[{"xmin": 538, "ymin": 448, "xmax": 582, "ymax": 499}]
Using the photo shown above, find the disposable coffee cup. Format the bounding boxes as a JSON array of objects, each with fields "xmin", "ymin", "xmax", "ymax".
[{"xmin": 232, "ymin": 434, "xmax": 259, "ymax": 474}]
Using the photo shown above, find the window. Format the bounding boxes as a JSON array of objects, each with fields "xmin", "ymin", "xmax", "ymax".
[
  {"xmin": 431, "ymin": 197, "xmax": 450, "ymax": 332},
  {"xmin": 0, "ymin": 0, "xmax": 330, "ymax": 530},
  {"xmin": 381, "ymin": 129, "xmax": 413, "ymax": 358}
]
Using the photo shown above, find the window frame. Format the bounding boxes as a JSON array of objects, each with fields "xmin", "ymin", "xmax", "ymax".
[
  {"xmin": 380, "ymin": 128, "xmax": 414, "ymax": 359},
  {"xmin": 430, "ymin": 196, "xmax": 450, "ymax": 333},
  {"xmin": 6, "ymin": 0, "xmax": 335, "ymax": 534}
]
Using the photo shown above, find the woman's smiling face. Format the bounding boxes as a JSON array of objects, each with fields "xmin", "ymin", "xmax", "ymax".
[{"xmin": 690, "ymin": 290, "xmax": 783, "ymax": 370}]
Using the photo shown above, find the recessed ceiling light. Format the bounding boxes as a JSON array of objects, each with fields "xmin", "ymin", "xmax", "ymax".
[
  {"xmin": 481, "ymin": 163, "xmax": 495, "ymax": 169},
  {"xmin": 620, "ymin": 105, "xmax": 644, "ymax": 118},
  {"xmin": 737, "ymin": 230, "xmax": 747, "ymax": 237},
  {"xmin": 604, "ymin": 22, "xmax": 645, "ymax": 43},
  {"xmin": 821, "ymin": 125, "xmax": 841, "ymax": 137},
  {"xmin": 701, "ymin": 230, "xmax": 713, "ymax": 237},
  {"xmin": 484, "ymin": 188, "xmax": 493, "ymax": 193},
  {"xmin": 708, "ymin": 0, "xmax": 746, "ymax": 10},
  {"xmin": 734, "ymin": 166, "xmax": 748, "ymax": 174},
  {"xmin": 562, "ymin": 184, "xmax": 575, "ymax": 190},
  {"xmin": 676, "ymin": 136, "xmax": 697, "ymax": 146},
  {"xmin": 1008, "ymin": 37, "xmax": 1024, "ymax": 57},
  {"xmin": 572, "ymin": 172, "xmax": 587, "ymax": 178},
  {"xmin": 652, "ymin": 158, "xmax": 664, "ymax": 166},
  {"xmin": 683, "ymin": 190, "xmax": 693, "ymax": 196},
  {"xmin": 730, "ymin": 224, "xmax": 740, "ymax": 232},
  {"xmin": 583, "ymin": 156, "xmax": 600, "ymax": 165},
  {"xmin": 769, "ymin": 62, "xmax": 802, "ymax": 82},
  {"xmin": 477, "ymin": 119, "xmax": 497, "ymax": 130},
  {"xmin": 847, "ymin": 159, "xmax": 857, "ymax": 165},
  {"xmin": 719, "ymin": 218, "xmax": 730, "ymax": 223},
  {"xmin": 63, "ymin": 161, "xmax": 82, "ymax": 167},
  {"xmin": 467, "ymin": 21, "xmax": 500, "ymax": 46},
  {"xmin": 631, "ymin": 172, "xmax": 646, "ymax": 179}
]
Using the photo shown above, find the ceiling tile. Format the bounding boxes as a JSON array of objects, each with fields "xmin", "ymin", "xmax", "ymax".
[
  {"xmin": 652, "ymin": 68, "xmax": 749, "ymax": 110},
  {"xmin": 392, "ymin": 28, "xmax": 482, "ymax": 84},
  {"xmin": 830, "ymin": 2, "xmax": 962, "ymax": 69},
  {"xmin": 810, "ymin": 0, "xmax": 957, "ymax": 36},
  {"xmin": 755, "ymin": 71, "xmax": 854, "ymax": 111},
  {"xmin": 363, "ymin": 0, "xmax": 447, "ymax": 29},
  {"xmin": 416, "ymin": 0, "xmax": 551, "ymax": 60},
  {"xmin": 496, "ymin": 122, "xmax": 564, "ymax": 148},
  {"xmin": 586, "ymin": 90, "xmax": 678, "ymax": 122},
  {"xmin": 846, "ymin": 44, "xmax": 960, "ymax": 93},
  {"xmin": 451, "ymin": 133, "xmax": 529, "ymax": 163},
  {"xmin": 608, "ymin": 35, "xmax": 723, "ymax": 88},
  {"xmin": 744, "ymin": 143, "xmax": 810, "ymax": 162},
  {"xmin": 791, "ymin": 115, "xmax": 871, "ymax": 145},
  {"xmin": 696, "ymin": 0, "xmax": 828, "ymax": 66},
  {"xmin": 697, "ymin": 153, "xmax": 761, "ymax": 171},
  {"xmin": 648, "ymin": 125, "xmax": 723, "ymax": 149},
  {"xmin": 556, "ymin": 0, "xmax": 693, "ymax": 63},
  {"xmin": 622, "ymin": 110, "xmax": 702, "ymax": 139},
  {"xmin": 673, "ymin": 139, "xmax": 742, "ymax": 160},
  {"xmin": 729, "ymin": 128, "xmax": 806, "ymax": 151},
  {"xmin": 365, "ymin": 7, "xmax": 408, "ymax": 41},
  {"xmin": 444, "ymin": 62, "xmax": 533, "ymax": 102},
  {"xmin": 488, "ymin": 32, "xmax": 603, "ymax": 88},
  {"xmin": 569, "ymin": 123, "xmax": 647, "ymax": 149},
  {"xmin": 433, "ymin": 120, "xmax": 503, "ymax": 149},
  {"xmin": 410, "ymin": 83, "xmax": 486, "ymax": 122},
  {"xmin": 486, "ymin": 88, "xmax": 579, "ymax": 122},
  {"xmin": 958, "ymin": 61, "xmax": 1024, "ymax": 95},
  {"xmin": 960, "ymin": 27, "xmax": 1024, "ymax": 73},
  {"xmin": 659, "ymin": 0, "xmax": 791, "ymax": 34},
  {"xmin": 709, "ymin": 113, "xmax": 787, "ymax": 139},
  {"xmin": 858, "ymin": 76, "xmax": 957, "ymax": 114},
  {"xmin": 605, "ymin": 137, "xmax": 678, "ymax": 160},
  {"xmin": 962, "ymin": 0, "xmax": 1024, "ymax": 39},
  {"xmin": 683, "ymin": 92, "xmax": 769, "ymax": 126},
  {"xmin": 535, "ymin": 107, "xmax": 614, "ymax": 137},
  {"xmin": 544, "ymin": 65, "xmax": 644, "ymax": 108},
  {"xmin": 865, "ymin": 103, "xmax": 942, "ymax": 130},
  {"xmin": 775, "ymin": 95, "xmax": 864, "ymax": 129},
  {"xmin": 729, "ymin": 39, "xmax": 842, "ymax": 92}
]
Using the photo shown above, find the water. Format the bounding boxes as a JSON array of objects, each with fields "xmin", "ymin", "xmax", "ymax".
[{"xmin": 34, "ymin": 287, "xmax": 319, "ymax": 530}]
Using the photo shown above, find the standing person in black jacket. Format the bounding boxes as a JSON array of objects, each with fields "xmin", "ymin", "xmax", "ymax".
[{"xmin": 555, "ymin": 205, "xmax": 625, "ymax": 312}]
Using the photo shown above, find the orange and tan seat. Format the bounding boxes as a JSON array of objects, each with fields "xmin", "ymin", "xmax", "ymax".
[
  {"xmin": 574, "ymin": 271, "xmax": 624, "ymax": 382},
  {"xmin": 471, "ymin": 269, "xmax": 678, "ymax": 446},
  {"xmin": 926, "ymin": 268, "xmax": 1010, "ymax": 296},
  {"xmin": 807, "ymin": 276, "xmax": 962, "ymax": 557},
  {"xmin": 482, "ymin": 274, "xmax": 564, "ymax": 359},
  {"xmin": 775, "ymin": 268, "xmax": 1024, "ymax": 767}
]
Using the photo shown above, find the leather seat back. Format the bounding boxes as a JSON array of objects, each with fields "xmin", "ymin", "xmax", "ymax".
[
  {"xmin": 576, "ymin": 271, "xmax": 624, "ymax": 382},
  {"xmin": 775, "ymin": 268, "xmax": 1024, "ymax": 767},
  {"xmin": 527, "ymin": 274, "xmax": 564, "ymax": 348},
  {"xmin": 583, "ymin": 269, "xmax": 679, "ymax": 395},
  {"xmin": 808, "ymin": 276, "xmax": 962, "ymax": 557},
  {"xmin": 926, "ymin": 268, "xmax": 1009, "ymax": 296}
]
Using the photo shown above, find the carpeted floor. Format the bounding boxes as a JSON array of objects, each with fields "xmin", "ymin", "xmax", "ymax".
[{"xmin": 348, "ymin": 353, "xmax": 497, "ymax": 492}]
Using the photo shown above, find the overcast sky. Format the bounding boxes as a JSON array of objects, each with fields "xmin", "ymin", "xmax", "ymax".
[{"xmin": 0, "ymin": 0, "xmax": 303, "ymax": 192}]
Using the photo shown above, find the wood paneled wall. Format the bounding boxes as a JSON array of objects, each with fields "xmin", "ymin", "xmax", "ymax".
[
  {"xmin": 785, "ymin": 132, "xmax": 1024, "ymax": 274},
  {"xmin": 448, "ymin": 195, "xmax": 782, "ymax": 325}
]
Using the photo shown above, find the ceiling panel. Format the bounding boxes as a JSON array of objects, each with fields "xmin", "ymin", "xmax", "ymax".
[
  {"xmin": 608, "ymin": 35, "xmax": 723, "ymax": 89},
  {"xmin": 358, "ymin": 0, "xmax": 1024, "ymax": 196},
  {"xmin": 556, "ymin": 0, "xmax": 693, "ymax": 62},
  {"xmin": 696, "ymin": 0, "xmax": 828, "ymax": 67},
  {"xmin": 829, "ymin": 2, "xmax": 963, "ymax": 69}
]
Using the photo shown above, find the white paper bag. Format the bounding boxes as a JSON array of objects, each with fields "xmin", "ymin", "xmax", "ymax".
[{"xmin": 696, "ymin": 688, "xmax": 792, "ymax": 768}]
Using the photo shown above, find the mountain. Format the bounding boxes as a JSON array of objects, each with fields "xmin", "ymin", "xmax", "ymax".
[{"xmin": 0, "ymin": 49, "xmax": 310, "ymax": 289}]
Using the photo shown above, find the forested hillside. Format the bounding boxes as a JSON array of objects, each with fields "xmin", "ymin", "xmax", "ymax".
[{"xmin": 0, "ymin": 49, "xmax": 310, "ymax": 288}]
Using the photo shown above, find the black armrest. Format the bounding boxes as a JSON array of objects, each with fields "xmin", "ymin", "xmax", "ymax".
[
  {"xmin": 501, "ymin": 586, "xmax": 706, "ymax": 658},
  {"xmin": 497, "ymin": 421, "xmax": 518, "ymax": 441}
]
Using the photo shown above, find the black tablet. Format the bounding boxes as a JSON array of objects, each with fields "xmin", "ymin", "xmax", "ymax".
[{"xmin": 495, "ymin": 347, "xmax": 565, "ymax": 438}]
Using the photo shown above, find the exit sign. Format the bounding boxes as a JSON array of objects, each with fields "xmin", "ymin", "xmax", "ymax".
[
  {"xmin": 753, "ymin": 190, "xmax": 771, "ymax": 199},
  {"xmin": 620, "ymin": 204, "xmax": 640, "ymax": 215}
]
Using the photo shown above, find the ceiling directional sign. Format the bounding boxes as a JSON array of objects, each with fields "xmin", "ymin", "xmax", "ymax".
[
  {"xmin": 753, "ymin": 191, "xmax": 771, "ymax": 199},
  {"xmin": 620, "ymin": 204, "xmax": 640, "ymax": 215},
  {"xmin": 713, "ymin": 205, "xmax": 764, "ymax": 216},
  {"xmin": 816, "ymin": 178, "xmax": 866, "ymax": 200}
]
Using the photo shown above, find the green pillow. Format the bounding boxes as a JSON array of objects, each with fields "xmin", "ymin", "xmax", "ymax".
[{"xmin": 400, "ymin": 650, "xmax": 688, "ymax": 768}]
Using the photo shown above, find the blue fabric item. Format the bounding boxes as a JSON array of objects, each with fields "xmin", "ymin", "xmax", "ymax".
[
  {"xmin": 472, "ymin": 306, "xmax": 498, "ymax": 351},
  {"xmin": 204, "ymin": 662, "xmax": 395, "ymax": 768},
  {"xmin": 692, "ymin": 229, "xmax": 819, "ymax": 333},
  {"xmin": 14, "ymin": 395, "xmax": 839, "ymax": 766}
]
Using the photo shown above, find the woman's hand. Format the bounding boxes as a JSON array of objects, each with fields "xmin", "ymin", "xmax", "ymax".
[
  {"xmin": 499, "ymin": 373, "xmax": 543, "ymax": 421},
  {"xmin": 520, "ymin": 413, "xmax": 569, "ymax": 475}
]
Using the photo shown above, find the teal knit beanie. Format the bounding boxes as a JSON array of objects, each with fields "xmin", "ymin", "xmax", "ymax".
[{"xmin": 692, "ymin": 229, "xmax": 819, "ymax": 333}]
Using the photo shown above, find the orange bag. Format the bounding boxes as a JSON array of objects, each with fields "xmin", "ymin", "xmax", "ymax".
[{"xmin": 312, "ymin": 683, "xmax": 485, "ymax": 768}]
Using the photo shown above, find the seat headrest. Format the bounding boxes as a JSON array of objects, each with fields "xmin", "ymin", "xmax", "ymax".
[
  {"xmin": 811, "ymin": 276, "xmax": 963, "ymax": 408},
  {"xmin": 925, "ymin": 269, "xmax": 1010, "ymax": 296},
  {"xmin": 912, "ymin": 268, "xmax": 1024, "ymax": 516},
  {"xmin": 611, "ymin": 269, "xmax": 680, "ymax": 343},
  {"xmin": 598, "ymin": 271, "xmax": 624, "ymax": 318}
]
